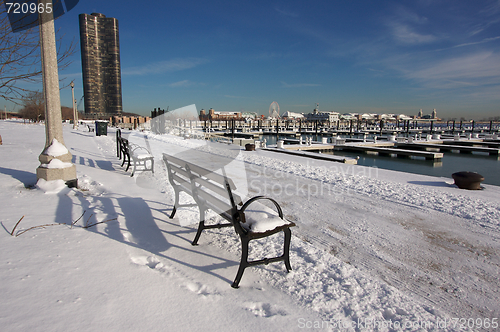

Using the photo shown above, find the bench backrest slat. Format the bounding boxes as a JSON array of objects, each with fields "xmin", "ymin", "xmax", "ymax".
[
  {"xmin": 167, "ymin": 163, "xmax": 191, "ymax": 182},
  {"xmin": 171, "ymin": 173, "xmax": 191, "ymax": 189},
  {"xmin": 163, "ymin": 152, "xmax": 241, "ymax": 216},
  {"xmin": 196, "ymin": 187, "xmax": 233, "ymax": 215},
  {"xmin": 193, "ymin": 177, "xmax": 242, "ymax": 206},
  {"xmin": 188, "ymin": 162, "xmax": 237, "ymax": 190},
  {"xmin": 163, "ymin": 154, "xmax": 189, "ymax": 170}
]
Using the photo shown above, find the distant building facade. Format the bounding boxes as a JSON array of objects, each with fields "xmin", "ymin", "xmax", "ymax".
[
  {"xmin": 199, "ymin": 108, "xmax": 243, "ymax": 121},
  {"xmin": 304, "ymin": 104, "xmax": 339, "ymax": 122},
  {"xmin": 79, "ymin": 13, "xmax": 123, "ymax": 117},
  {"xmin": 417, "ymin": 108, "xmax": 439, "ymax": 120},
  {"xmin": 281, "ymin": 111, "xmax": 305, "ymax": 120}
]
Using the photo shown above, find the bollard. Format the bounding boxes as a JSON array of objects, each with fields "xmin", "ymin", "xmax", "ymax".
[
  {"xmin": 322, "ymin": 137, "xmax": 328, "ymax": 144},
  {"xmin": 277, "ymin": 140, "xmax": 284, "ymax": 149}
]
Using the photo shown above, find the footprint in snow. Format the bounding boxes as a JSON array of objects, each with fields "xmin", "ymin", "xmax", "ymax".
[
  {"xmin": 181, "ymin": 281, "xmax": 219, "ymax": 299},
  {"xmin": 243, "ymin": 302, "xmax": 287, "ymax": 317},
  {"xmin": 130, "ymin": 255, "xmax": 163, "ymax": 269}
]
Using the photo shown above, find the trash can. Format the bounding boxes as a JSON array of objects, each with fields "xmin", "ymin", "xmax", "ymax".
[{"xmin": 95, "ymin": 121, "xmax": 108, "ymax": 136}]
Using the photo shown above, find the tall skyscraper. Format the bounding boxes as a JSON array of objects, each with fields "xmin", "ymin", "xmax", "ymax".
[{"xmin": 79, "ymin": 13, "xmax": 122, "ymax": 117}]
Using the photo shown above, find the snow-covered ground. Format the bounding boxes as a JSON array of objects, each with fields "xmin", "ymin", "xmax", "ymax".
[{"xmin": 1, "ymin": 120, "xmax": 499, "ymax": 331}]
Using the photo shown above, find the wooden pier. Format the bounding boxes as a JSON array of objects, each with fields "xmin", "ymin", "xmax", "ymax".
[
  {"xmin": 395, "ymin": 142, "xmax": 500, "ymax": 156},
  {"xmin": 442, "ymin": 140, "xmax": 500, "ymax": 149},
  {"xmin": 264, "ymin": 147, "xmax": 357, "ymax": 164},
  {"xmin": 332, "ymin": 144, "xmax": 444, "ymax": 160},
  {"xmin": 281, "ymin": 142, "xmax": 443, "ymax": 160}
]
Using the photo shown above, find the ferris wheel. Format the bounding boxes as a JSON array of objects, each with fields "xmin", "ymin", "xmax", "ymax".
[{"xmin": 269, "ymin": 101, "xmax": 280, "ymax": 119}]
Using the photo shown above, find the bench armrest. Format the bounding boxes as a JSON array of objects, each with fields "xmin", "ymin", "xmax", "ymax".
[
  {"xmin": 240, "ymin": 196, "xmax": 284, "ymax": 219},
  {"xmin": 130, "ymin": 144, "xmax": 152, "ymax": 156}
]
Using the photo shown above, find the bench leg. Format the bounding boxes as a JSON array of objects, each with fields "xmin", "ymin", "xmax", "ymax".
[
  {"xmin": 169, "ymin": 190, "xmax": 179, "ymax": 219},
  {"xmin": 125, "ymin": 157, "xmax": 131, "ymax": 172},
  {"xmin": 283, "ymin": 228, "xmax": 292, "ymax": 272},
  {"xmin": 131, "ymin": 160, "xmax": 137, "ymax": 177},
  {"xmin": 192, "ymin": 220, "xmax": 205, "ymax": 246},
  {"xmin": 232, "ymin": 237, "xmax": 250, "ymax": 288},
  {"xmin": 192, "ymin": 206, "xmax": 208, "ymax": 246}
]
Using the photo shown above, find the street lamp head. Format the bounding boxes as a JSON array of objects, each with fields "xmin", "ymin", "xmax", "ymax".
[{"xmin": 70, "ymin": 81, "xmax": 74, "ymax": 88}]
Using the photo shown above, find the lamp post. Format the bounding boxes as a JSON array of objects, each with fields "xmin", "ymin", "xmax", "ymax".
[
  {"xmin": 70, "ymin": 81, "xmax": 78, "ymax": 129},
  {"xmin": 36, "ymin": 0, "xmax": 77, "ymax": 187}
]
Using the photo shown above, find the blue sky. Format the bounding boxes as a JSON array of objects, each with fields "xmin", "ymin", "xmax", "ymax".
[{"xmin": 6, "ymin": 0, "xmax": 500, "ymax": 119}]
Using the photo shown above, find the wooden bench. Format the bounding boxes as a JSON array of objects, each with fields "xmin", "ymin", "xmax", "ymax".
[
  {"xmin": 163, "ymin": 153, "xmax": 295, "ymax": 288},
  {"xmin": 116, "ymin": 130, "xmax": 154, "ymax": 176}
]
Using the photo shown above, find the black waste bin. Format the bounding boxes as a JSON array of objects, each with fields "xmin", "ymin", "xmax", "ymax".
[{"xmin": 95, "ymin": 121, "xmax": 108, "ymax": 136}]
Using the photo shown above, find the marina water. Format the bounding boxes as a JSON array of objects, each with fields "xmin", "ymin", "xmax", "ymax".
[{"xmin": 261, "ymin": 134, "xmax": 500, "ymax": 186}]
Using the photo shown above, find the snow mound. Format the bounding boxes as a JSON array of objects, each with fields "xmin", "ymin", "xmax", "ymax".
[
  {"xmin": 36, "ymin": 178, "xmax": 70, "ymax": 194},
  {"xmin": 77, "ymin": 175, "xmax": 105, "ymax": 195},
  {"xmin": 43, "ymin": 138, "xmax": 69, "ymax": 157},
  {"xmin": 39, "ymin": 158, "xmax": 73, "ymax": 169}
]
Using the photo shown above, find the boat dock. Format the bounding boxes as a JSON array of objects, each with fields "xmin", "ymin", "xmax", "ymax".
[
  {"xmin": 332, "ymin": 144, "xmax": 444, "ymax": 160},
  {"xmin": 279, "ymin": 142, "xmax": 443, "ymax": 160},
  {"xmin": 442, "ymin": 140, "xmax": 500, "ymax": 149},
  {"xmin": 395, "ymin": 142, "xmax": 500, "ymax": 156},
  {"xmin": 264, "ymin": 147, "xmax": 357, "ymax": 164}
]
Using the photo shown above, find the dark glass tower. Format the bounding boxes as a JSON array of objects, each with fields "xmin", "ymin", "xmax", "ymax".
[{"xmin": 79, "ymin": 13, "xmax": 122, "ymax": 117}]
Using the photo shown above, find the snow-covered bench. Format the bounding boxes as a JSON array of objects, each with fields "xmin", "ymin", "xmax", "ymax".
[
  {"xmin": 116, "ymin": 130, "xmax": 154, "ymax": 176},
  {"xmin": 162, "ymin": 153, "xmax": 295, "ymax": 288},
  {"xmin": 129, "ymin": 144, "xmax": 154, "ymax": 176}
]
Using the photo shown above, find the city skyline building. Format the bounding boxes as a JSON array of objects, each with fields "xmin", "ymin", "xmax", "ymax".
[{"xmin": 79, "ymin": 13, "xmax": 123, "ymax": 117}]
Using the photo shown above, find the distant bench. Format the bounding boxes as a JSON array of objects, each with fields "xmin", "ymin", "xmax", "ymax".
[
  {"xmin": 87, "ymin": 124, "xmax": 94, "ymax": 132},
  {"xmin": 163, "ymin": 152, "xmax": 295, "ymax": 288},
  {"xmin": 116, "ymin": 129, "xmax": 154, "ymax": 176}
]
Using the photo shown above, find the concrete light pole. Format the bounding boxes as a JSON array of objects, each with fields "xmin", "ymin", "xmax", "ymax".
[
  {"xmin": 70, "ymin": 81, "xmax": 78, "ymax": 129},
  {"xmin": 36, "ymin": 0, "xmax": 77, "ymax": 187}
]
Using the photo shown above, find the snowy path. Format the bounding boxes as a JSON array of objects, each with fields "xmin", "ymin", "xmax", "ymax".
[{"xmin": 124, "ymin": 128, "xmax": 500, "ymax": 321}]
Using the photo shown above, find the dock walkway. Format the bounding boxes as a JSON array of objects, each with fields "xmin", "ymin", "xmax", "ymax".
[
  {"xmin": 395, "ymin": 142, "xmax": 499, "ymax": 156},
  {"xmin": 333, "ymin": 145, "xmax": 443, "ymax": 160}
]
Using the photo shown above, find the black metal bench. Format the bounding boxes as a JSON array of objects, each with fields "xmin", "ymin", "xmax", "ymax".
[
  {"xmin": 162, "ymin": 152, "xmax": 295, "ymax": 288},
  {"xmin": 116, "ymin": 130, "xmax": 154, "ymax": 176},
  {"xmin": 116, "ymin": 130, "xmax": 131, "ymax": 171}
]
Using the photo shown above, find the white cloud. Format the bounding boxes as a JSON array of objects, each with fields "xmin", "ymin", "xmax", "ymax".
[
  {"xmin": 169, "ymin": 80, "xmax": 192, "ymax": 87},
  {"xmin": 275, "ymin": 7, "xmax": 299, "ymax": 18},
  {"xmin": 388, "ymin": 22, "xmax": 437, "ymax": 45},
  {"xmin": 403, "ymin": 52, "xmax": 500, "ymax": 89},
  {"xmin": 281, "ymin": 81, "xmax": 320, "ymax": 88},
  {"xmin": 453, "ymin": 36, "xmax": 500, "ymax": 49},
  {"xmin": 123, "ymin": 58, "xmax": 208, "ymax": 76}
]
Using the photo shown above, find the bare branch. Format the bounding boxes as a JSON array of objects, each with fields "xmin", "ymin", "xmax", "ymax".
[
  {"xmin": 10, "ymin": 215, "xmax": 24, "ymax": 236},
  {"xmin": 0, "ymin": 1, "xmax": 77, "ymax": 103},
  {"xmin": 83, "ymin": 218, "xmax": 118, "ymax": 229},
  {"xmin": 15, "ymin": 223, "xmax": 62, "ymax": 237}
]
